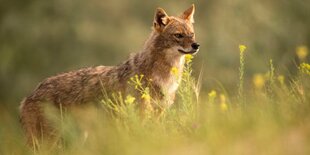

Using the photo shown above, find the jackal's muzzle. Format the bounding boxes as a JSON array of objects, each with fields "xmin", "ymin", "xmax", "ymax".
[{"xmin": 178, "ymin": 42, "xmax": 200, "ymax": 55}]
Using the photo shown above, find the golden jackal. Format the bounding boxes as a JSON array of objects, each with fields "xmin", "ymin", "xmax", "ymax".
[{"xmin": 20, "ymin": 5, "xmax": 199, "ymax": 145}]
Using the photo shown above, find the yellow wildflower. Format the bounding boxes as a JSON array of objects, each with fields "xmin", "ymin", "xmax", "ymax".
[
  {"xmin": 296, "ymin": 46, "xmax": 308, "ymax": 61},
  {"xmin": 185, "ymin": 54, "xmax": 193, "ymax": 63},
  {"xmin": 208, "ymin": 90, "xmax": 217, "ymax": 98},
  {"xmin": 253, "ymin": 74, "xmax": 265, "ymax": 89},
  {"xmin": 141, "ymin": 93, "xmax": 151, "ymax": 101},
  {"xmin": 239, "ymin": 45, "xmax": 247, "ymax": 53},
  {"xmin": 277, "ymin": 75, "xmax": 285, "ymax": 85},
  {"xmin": 208, "ymin": 90, "xmax": 217, "ymax": 104},
  {"xmin": 220, "ymin": 94, "xmax": 228, "ymax": 112},
  {"xmin": 170, "ymin": 67, "xmax": 179, "ymax": 76},
  {"xmin": 125, "ymin": 95, "xmax": 135, "ymax": 105},
  {"xmin": 300, "ymin": 63, "xmax": 310, "ymax": 75}
]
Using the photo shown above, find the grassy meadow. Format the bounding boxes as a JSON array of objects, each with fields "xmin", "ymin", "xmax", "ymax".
[
  {"xmin": 1, "ymin": 46, "xmax": 310, "ymax": 155},
  {"xmin": 1, "ymin": 0, "xmax": 310, "ymax": 155}
]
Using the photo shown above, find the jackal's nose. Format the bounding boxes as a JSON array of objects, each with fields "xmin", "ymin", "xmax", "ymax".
[{"xmin": 191, "ymin": 43, "xmax": 200, "ymax": 50}]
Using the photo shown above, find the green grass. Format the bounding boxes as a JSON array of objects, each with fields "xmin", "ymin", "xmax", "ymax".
[{"xmin": 1, "ymin": 46, "xmax": 310, "ymax": 155}]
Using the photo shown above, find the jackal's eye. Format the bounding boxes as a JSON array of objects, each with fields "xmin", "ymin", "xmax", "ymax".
[{"xmin": 174, "ymin": 33, "xmax": 184, "ymax": 39}]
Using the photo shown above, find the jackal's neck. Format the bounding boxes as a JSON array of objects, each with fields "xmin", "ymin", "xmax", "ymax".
[{"xmin": 142, "ymin": 31, "xmax": 160, "ymax": 52}]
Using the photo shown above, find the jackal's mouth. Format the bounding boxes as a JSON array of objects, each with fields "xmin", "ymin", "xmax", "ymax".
[{"xmin": 178, "ymin": 49, "xmax": 199, "ymax": 55}]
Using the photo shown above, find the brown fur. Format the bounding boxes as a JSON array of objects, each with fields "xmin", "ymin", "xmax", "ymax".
[{"xmin": 20, "ymin": 5, "xmax": 199, "ymax": 146}]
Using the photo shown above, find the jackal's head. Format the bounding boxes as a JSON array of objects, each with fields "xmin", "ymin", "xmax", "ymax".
[{"xmin": 153, "ymin": 4, "xmax": 199, "ymax": 55}]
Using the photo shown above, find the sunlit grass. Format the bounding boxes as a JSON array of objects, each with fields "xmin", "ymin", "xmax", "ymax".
[
  {"xmin": 1, "ymin": 46, "xmax": 310, "ymax": 155},
  {"xmin": 238, "ymin": 44, "xmax": 246, "ymax": 104}
]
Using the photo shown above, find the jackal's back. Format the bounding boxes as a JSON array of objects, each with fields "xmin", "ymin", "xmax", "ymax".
[{"xmin": 23, "ymin": 66, "xmax": 116, "ymax": 106}]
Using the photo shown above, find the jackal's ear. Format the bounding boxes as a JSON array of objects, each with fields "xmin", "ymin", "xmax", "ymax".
[
  {"xmin": 153, "ymin": 8, "xmax": 170, "ymax": 31},
  {"xmin": 181, "ymin": 4, "xmax": 195, "ymax": 23}
]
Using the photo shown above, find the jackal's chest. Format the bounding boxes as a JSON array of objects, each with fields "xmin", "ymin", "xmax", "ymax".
[
  {"xmin": 152, "ymin": 68, "xmax": 182, "ymax": 96},
  {"xmin": 165, "ymin": 76, "xmax": 181, "ymax": 94},
  {"xmin": 148, "ymin": 54, "xmax": 185, "ymax": 105},
  {"xmin": 163, "ymin": 58, "xmax": 184, "ymax": 92},
  {"xmin": 153, "ymin": 74, "xmax": 181, "ymax": 106}
]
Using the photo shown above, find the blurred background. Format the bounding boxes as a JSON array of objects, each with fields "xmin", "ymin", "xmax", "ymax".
[{"xmin": 0, "ymin": 0, "xmax": 309, "ymax": 107}]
